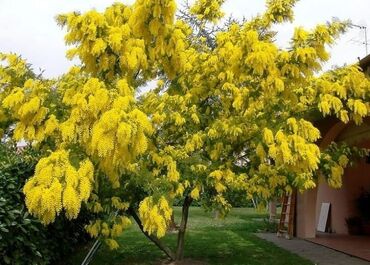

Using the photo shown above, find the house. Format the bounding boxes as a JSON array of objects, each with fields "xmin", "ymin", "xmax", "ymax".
[
  {"xmin": 360, "ymin": 54, "xmax": 370, "ymax": 75},
  {"xmin": 294, "ymin": 54, "xmax": 370, "ymax": 261}
]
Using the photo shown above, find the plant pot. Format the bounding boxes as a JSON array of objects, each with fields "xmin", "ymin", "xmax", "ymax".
[
  {"xmin": 346, "ymin": 217, "xmax": 363, "ymax": 235},
  {"xmin": 362, "ymin": 222, "xmax": 370, "ymax": 235},
  {"xmin": 348, "ymin": 225, "xmax": 363, "ymax": 235}
]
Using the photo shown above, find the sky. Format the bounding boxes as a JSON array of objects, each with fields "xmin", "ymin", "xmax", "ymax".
[{"xmin": 0, "ymin": 0, "xmax": 369, "ymax": 78}]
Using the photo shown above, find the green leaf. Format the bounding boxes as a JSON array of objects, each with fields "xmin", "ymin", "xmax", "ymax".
[{"xmin": 0, "ymin": 227, "xmax": 9, "ymax": 233}]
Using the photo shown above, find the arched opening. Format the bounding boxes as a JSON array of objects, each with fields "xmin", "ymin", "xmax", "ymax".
[{"xmin": 296, "ymin": 119, "xmax": 370, "ymax": 261}]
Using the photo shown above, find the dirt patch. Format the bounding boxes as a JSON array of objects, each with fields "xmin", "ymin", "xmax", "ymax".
[{"xmin": 158, "ymin": 259, "xmax": 208, "ymax": 265}]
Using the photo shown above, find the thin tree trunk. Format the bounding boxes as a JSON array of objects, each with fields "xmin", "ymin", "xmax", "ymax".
[
  {"xmin": 175, "ymin": 196, "xmax": 193, "ymax": 261},
  {"xmin": 268, "ymin": 199, "xmax": 277, "ymax": 223},
  {"xmin": 251, "ymin": 197, "xmax": 257, "ymax": 209},
  {"xmin": 129, "ymin": 208, "xmax": 175, "ymax": 261},
  {"xmin": 167, "ymin": 213, "xmax": 178, "ymax": 232}
]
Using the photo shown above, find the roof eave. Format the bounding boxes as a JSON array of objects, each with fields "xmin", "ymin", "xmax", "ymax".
[{"xmin": 359, "ymin": 54, "xmax": 370, "ymax": 70}]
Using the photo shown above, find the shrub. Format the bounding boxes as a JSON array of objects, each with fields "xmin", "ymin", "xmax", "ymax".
[
  {"xmin": 225, "ymin": 190, "xmax": 255, "ymax": 208},
  {"xmin": 0, "ymin": 142, "xmax": 91, "ymax": 265}
]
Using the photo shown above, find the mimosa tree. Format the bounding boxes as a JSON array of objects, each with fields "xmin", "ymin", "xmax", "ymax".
[{"xmin": 1, "ymin": 0, "xmax": 370, "ymax": 262}]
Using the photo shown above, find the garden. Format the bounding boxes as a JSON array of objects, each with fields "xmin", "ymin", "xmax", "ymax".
[
  {"xmin": 69, "ymin": 207, "xmax": 312, "ymax": 265},
  {"xmin": 1, "ymin": 0, "xmax": 370, "ymax": 264}
]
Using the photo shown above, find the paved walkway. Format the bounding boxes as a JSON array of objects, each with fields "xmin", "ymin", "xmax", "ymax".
[
  {"xmin": 256, "ymin": 233, "xmax": 370, "ymax": 265},
  {"xmin": 308, "ymin": 234, "xmax": 370, "ymax": 261}
]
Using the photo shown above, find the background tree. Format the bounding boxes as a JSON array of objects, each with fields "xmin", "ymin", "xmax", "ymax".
[{"xmin": 1, "ymin": 0, "xmax": 370, "ymax": 262}]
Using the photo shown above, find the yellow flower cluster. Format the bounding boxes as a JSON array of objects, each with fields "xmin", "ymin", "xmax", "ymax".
[
  {"xmin": 57, "ymin": 4, "xmax": 147, "ymax": 80},
  {"xmin": 184, "ymin": 133, "xmax": 204, "ymax": 153},
  {"xmin": 111, "ymin": 197, "xmax": 130, "ymax": 211},
  {"xmin": 208, "ymin": 168, "xmax": 245, "ymax": 196},
  {"xmin": 269, "ymin": 131, "xmax": 320, "ymax": 172},
  {"xmin": 90, "ymin": 98, "xmax": 152, "ymax": 186},
  {"xmin": 57, "ymin": 75, "xmax": 153, "ymax": 187},
  {"xmin": 0, "ymin": 54, "xmax": 32, "ymax": 136},
  {"xmin": 328, "ymin": 165, "xmax": 344, "ymax": 188},
  {"xmin": 0, "ymin": 53, "xmax": 28, "ymax": 83},
  {"xmin": 249, "ymin": 118, "xmax": 324, "ymax": 192},
  {"xmin": 316, "ymin": 66, "xmax": 370, "ymax": 125},
  {"xmin": 190, "ymin": 186, "xmax": 201, "ymax": 200},
  {"xmin": 138, "ymin": 196, "xmax": 173, "ymax": 238},
  {"xmin": 150, "ymin": 149, "xmax": 185, "ymax": 182},
  {"xmin": 190, "ymin": 0, "xmax": 225, "ymax": 22},
  {"xmin": 2, "ymin": 79, "xmax": 55, "ymax": 142},
  {"xmin": 85, "ymin": 215, "xmax": 132, "ymax": 249},
  {"xmin": 130, "ymin": 0, "xmax": 176, "ymax": 39},
  {"xmin": 23, "ymin": 150, "xmax": 94, "ymax": 224},
  {"xmin": 2, "ymin": 0, "xmax": 370, "ymax": 239},
  {"xmin": 60, "ymin": 77, "xmax": 111, "ymax": 144},
  {"xmin": 325, "ymin": 154, "xmax": 349, "ymax": 189},
  {"xmin": 245, "ymin": 42, "xmax": 278, "ymax": 76},
  {"xmin": 264, "ymin": 0, "xmax": 297, "ymax": 24},
  {"xmin": 320, "ymin": 145, "xmax": 357, "ymax": 189},
  {"xmin": 246, "ymin": 163, "xmax": 289, "ymax": 198},
  {"xmin": 57, "ymin": 0, "xmax": 184, "ymax": 81},
  {"xmin": 212, "ymin": 194, "xmax": 232, "ymax": 217}
]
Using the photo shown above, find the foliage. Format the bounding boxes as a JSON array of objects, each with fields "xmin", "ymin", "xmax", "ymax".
[
  {"xmin": 173, "ymin": 190, "xmax": 253, "ymax": 207},
  {"xmin": 357, "ymin": 188, "xmax": 370, "ymax": 220},
  {"xmin": 224, "ymin": 189, "xmax": 255, "ymax": 208},
  {"xmin": 345, "ymin": 216, "xmax": 363, "ymax": 235},
  {"xmin": 1, "ymin": 0, "xmax": 370, "ymax": 261},
  {"xmin": 318, "ymin": 142, "xmax": 368, "ymax": 188},
  {"xmin": 261, "ymin": 217, "xmax": 279, "ymax": 233},
  {"xmin": 345, "ymin": 188, "xmax": 370, "ymax": 235},
  {"xmin": 0, "ymin": 142, "xmax": 90, "ymax": 265}
]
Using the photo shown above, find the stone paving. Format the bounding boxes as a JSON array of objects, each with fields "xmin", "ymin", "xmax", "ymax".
[{"xmin": 256, "ymin": 233, "xmax": 370, "ymax": 265}]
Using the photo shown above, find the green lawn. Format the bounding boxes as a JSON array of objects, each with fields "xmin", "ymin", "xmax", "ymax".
[{"xmin": 69, "ymin": 207, "xmax": 313, "ymax": 265}]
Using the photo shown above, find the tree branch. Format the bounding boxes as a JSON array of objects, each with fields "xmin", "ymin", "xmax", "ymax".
[
  {"xmin": 175, "ymin": 195, "xmax": 193, "ymax": 260},
  {"xmin": 128, "ymin": 208, "xmax": 175, "ymax": 261}
]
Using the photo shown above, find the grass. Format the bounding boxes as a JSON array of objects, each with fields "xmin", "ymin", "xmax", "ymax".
[{"xmin": 69, "ymin": 207, "xmax": 313, "ymax": 265}]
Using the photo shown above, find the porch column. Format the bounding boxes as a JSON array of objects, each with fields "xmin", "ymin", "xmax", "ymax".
[{"xmin": 296, "ymin": 188, "xmax": 317, "ymax": 238}]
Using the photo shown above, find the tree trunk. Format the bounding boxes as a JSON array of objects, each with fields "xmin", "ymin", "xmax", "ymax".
[
  {"xmin": 129, "ymin": 208, "xmax": 175, "ymax": 261},
  {"xmin": 251, "ymin": 197, "xmax": 257, "ymax": 209},
  {"xmin": 213, "ymin": 209, "xmax": 220, "ymax": 219},
  {"xmin": 268, "ymin": 200, "xmax": 277, "ymax": 223},
  {"xmin": 167, "ymin": 213, "xmax": 178, "ymax": 232},
  {"xmin": 175, "ymin": 196, "xmax": 193, "ymax": 261}
]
